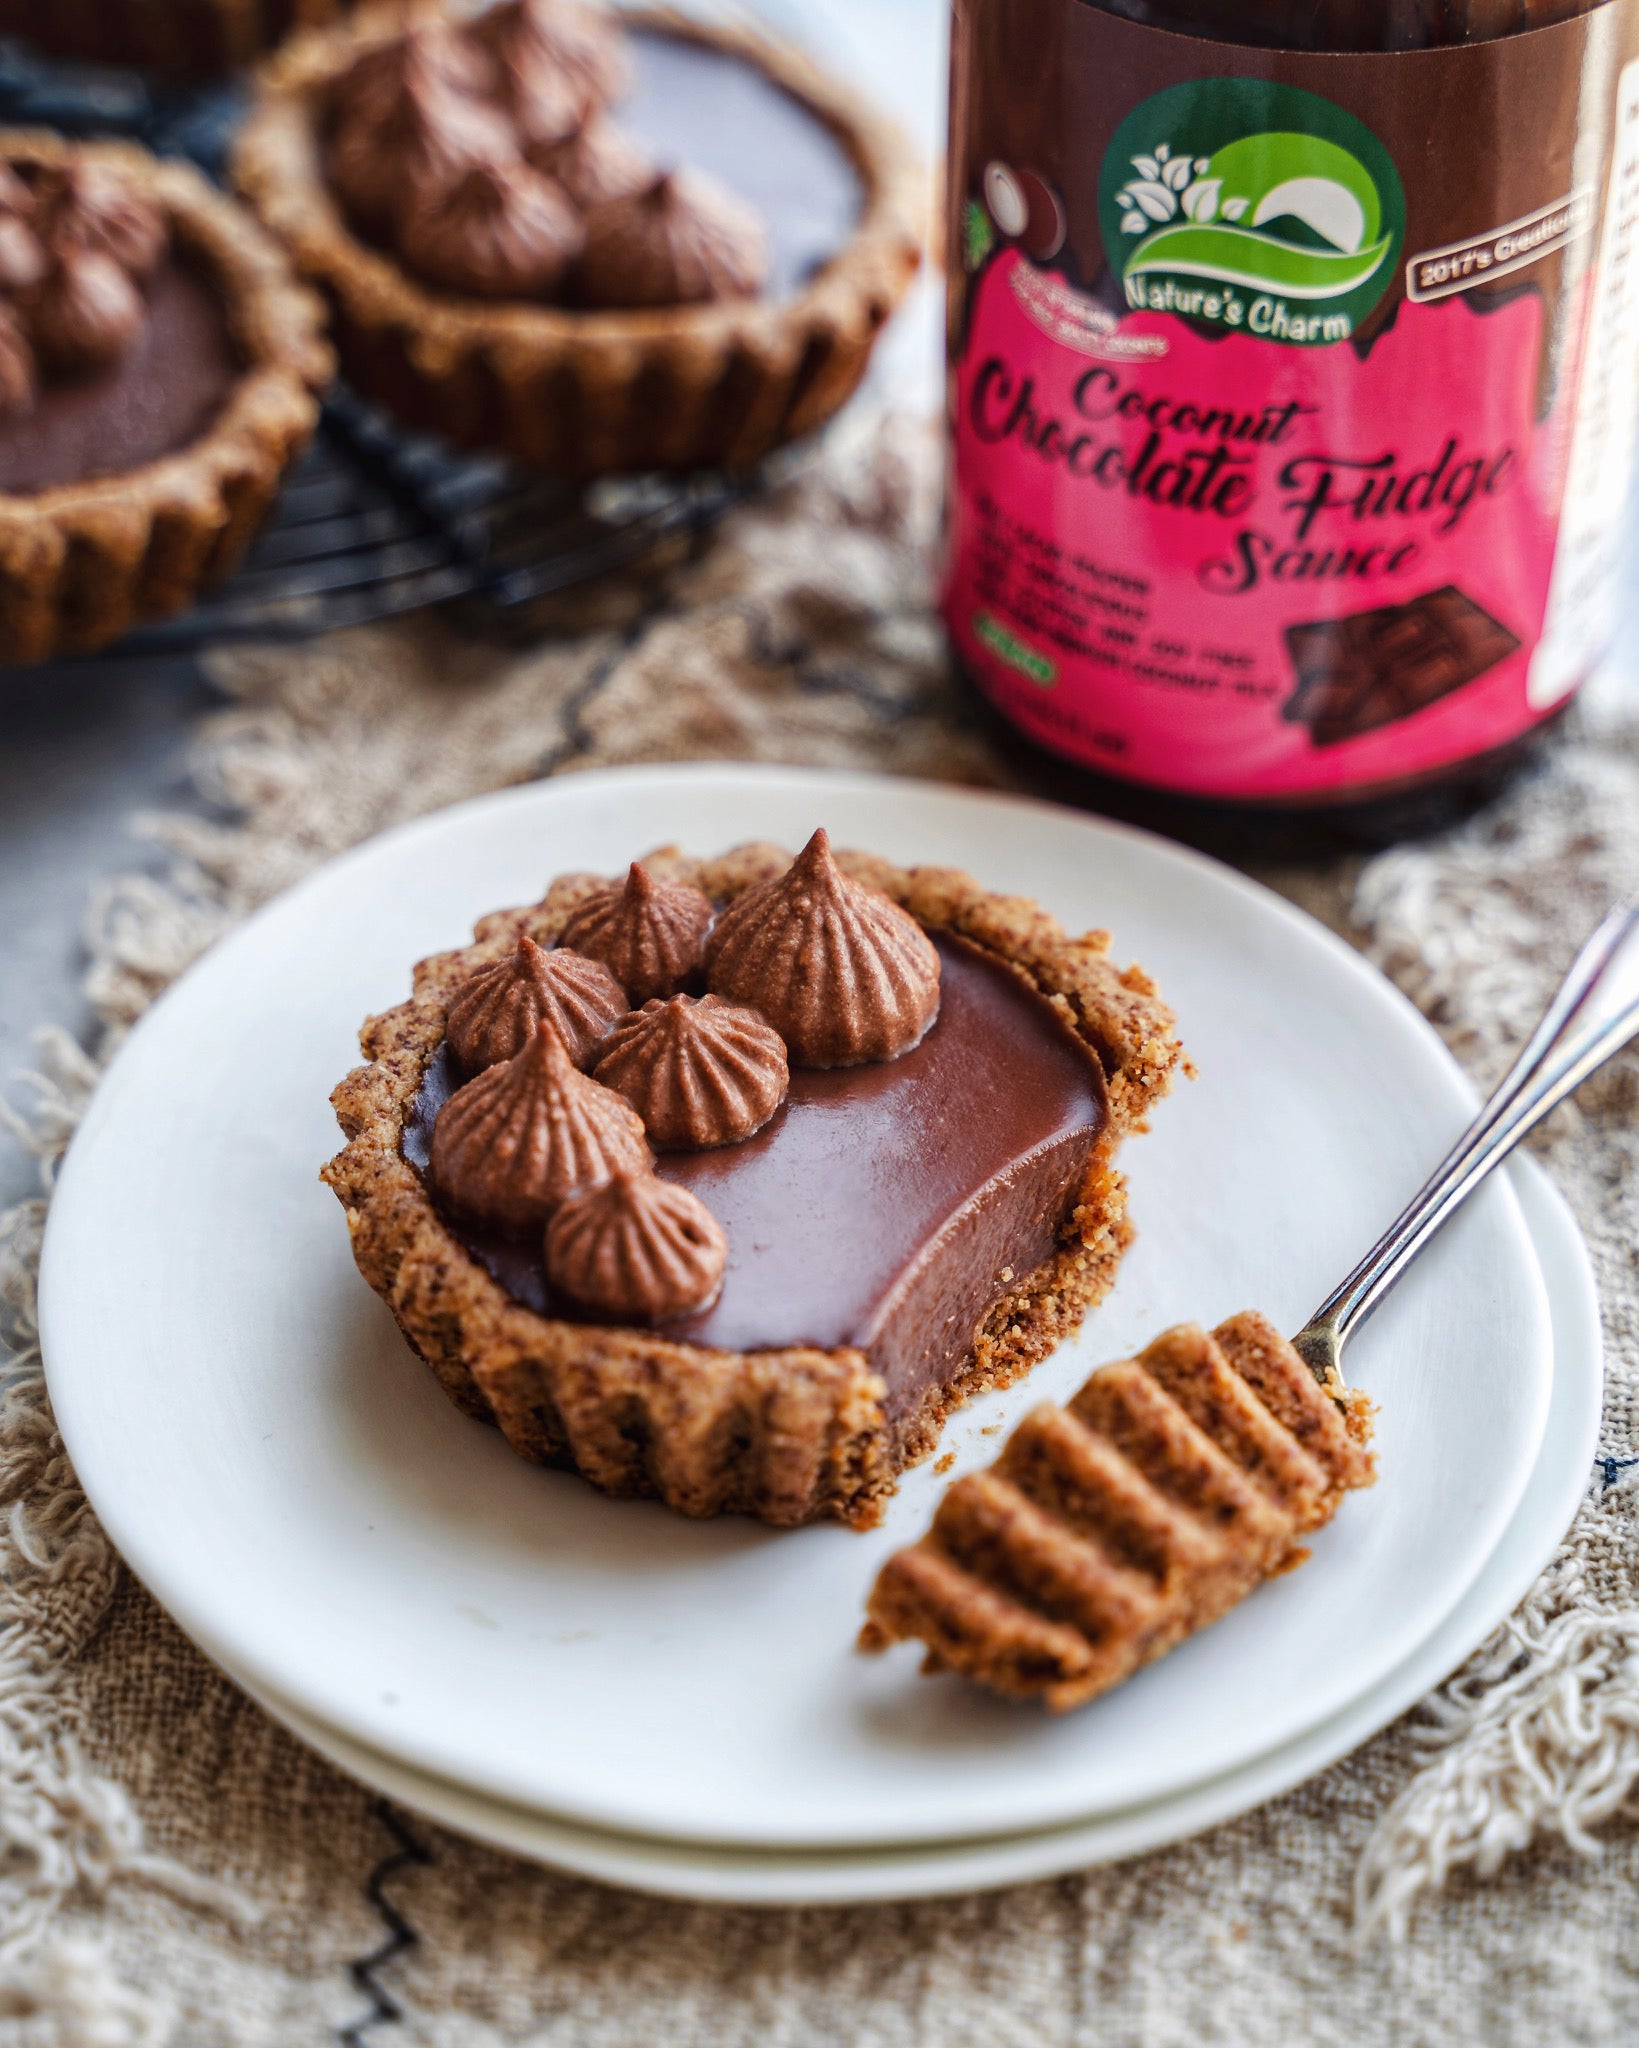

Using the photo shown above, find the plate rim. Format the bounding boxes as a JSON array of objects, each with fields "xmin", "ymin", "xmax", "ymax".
[
  {"xmin": 39, "ymin": 762, "xmax": 1555, "ymax": 1848},
  {"xmin": 213, "ymin": 1154, "xmax": 1600, "ymax": 1905}
]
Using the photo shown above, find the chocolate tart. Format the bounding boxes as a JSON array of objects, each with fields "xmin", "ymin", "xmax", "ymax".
[
  {"xmin": 0, "ymin": 132, "xmax": 332, "ymax": 663},
  {"xmin": 0, "ymin": 0, "xmax": 346, "ymax": 77},
  {"xmin": 232, "ymin": 4, "xmax": 924, "ymax": 476},
  {"xmin": 323, "ymin": 841, "xmax": 1185, "ymax": 1529}
]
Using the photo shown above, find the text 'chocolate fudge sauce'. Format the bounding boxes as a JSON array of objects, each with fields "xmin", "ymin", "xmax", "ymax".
[{"xmin": 943, "ymin": 0, "xmax": 1639, "ymax": 838}]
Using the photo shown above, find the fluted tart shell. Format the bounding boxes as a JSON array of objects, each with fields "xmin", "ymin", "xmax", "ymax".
[
  {"xmin": 0, "ymin": 131, "xmax": 333, "ymax": 665},
  {"xmin": 324, "ymin": 843, "xmax": 1187, "ymax": 1530},
  {"xmin": 232, "ymin": 4, "xmax": 924, "ymax": 477}
]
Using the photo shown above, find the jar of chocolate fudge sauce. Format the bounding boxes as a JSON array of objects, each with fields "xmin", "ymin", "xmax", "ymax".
[{"xmin": 942, "ymin": 0, "xmax": 1639, "ymax": 847}]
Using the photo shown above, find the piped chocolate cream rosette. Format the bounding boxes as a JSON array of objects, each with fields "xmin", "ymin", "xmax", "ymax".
[
  {"xmin": 532, "ymin": 117, "xmax": 653, "ymax": 208},
  {"xmin": 469, "ymin": 0, "xmax": 630, "ymax": 117},
  {"xmin": 326, "ymin": 837, "xmax": 1186, "ymax": 1528},
  {"xmin": 705, "ymin": 827, "xmax": 939, "ymax": 1066},
  {"xmin": 575, "ymin": 168, "xmax": 768, "ymax": 308},
  {"xmin": 0, "ymin": 133, "xmax": 330, "ymax": 664},
  {"xmin": 558, "ymin": 862, "xmax": 715, "ymax": 1004},
  {"xmin": 593, "ymin": 993, "xmax": 789, "ymax": 1148},
  {"xmin": 399, "ymin": 161, "xmax": 585, "ymax": 301},
  {"xmin": 329, "ymin": 22, "xmax": 494, "ymax": 132},
  {"xmin": 327, "ymin": 63, "xmax": 520, "ymax": 235},
  {"xmin": 446, "ymin": 932, "xmax": 627, "ymax": 1073},
  {"xmin": 546, "ymin": 1170, "xmax": 727, "ymax": 1320},
  {"xmin": 432, "ymin": 1019, "xmax": 652, "ymax": 1234},
  {"xmin": 0, "ymin": 159, "xmax": 164, "ymax": 390}
]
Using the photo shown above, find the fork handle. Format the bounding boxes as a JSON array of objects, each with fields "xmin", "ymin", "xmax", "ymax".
[{"xmin": 1291, "ymin": 902, "xmax": 1639, "ymax": 1389}]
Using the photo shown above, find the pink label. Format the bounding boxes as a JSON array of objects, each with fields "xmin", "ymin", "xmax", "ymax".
[{"xmin": 944, "ymin": 248, "xmax": 1582, "ymax": 797}]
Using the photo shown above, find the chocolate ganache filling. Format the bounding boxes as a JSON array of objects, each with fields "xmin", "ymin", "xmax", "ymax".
[
  {"xmin": 0, "ymin": 260, "xmax": 236, "ymax": 495},
  {"xmin": 0, "ymin": 257, "xmax": 239, "ymax": 495},
  {"xmin": 406, "ymin": 932, "xmax": 1108, "ymax": 1419},
  {"xmin": 0, "ymin": 149, "xmax": 244, "ymax": 496}
]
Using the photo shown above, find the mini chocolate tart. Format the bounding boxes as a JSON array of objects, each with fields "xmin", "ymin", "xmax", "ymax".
[
  {"xmin": 233, "ymin": 3, "xmax": 923, "ymax": 476},
  {"xmin": 324, "ymin": 840, "xmax": 1186, "ymax": 1529},
  {"xmin": 0, "ymin": 0, "xmax": 347, "ymax": 77},
  {"xmin": 0, "ymin": 132, "xmax": 332, "ymax": 663}
]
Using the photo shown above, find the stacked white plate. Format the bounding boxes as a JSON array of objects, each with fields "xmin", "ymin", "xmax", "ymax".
[{"xmin": 39, "ymin": 768, "xmax": 1601, "ymax": 1904}]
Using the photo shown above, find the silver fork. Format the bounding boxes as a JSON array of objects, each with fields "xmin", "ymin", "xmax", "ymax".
[{"xmin": 1292, "ymin": 903, "xmax": 1639, "ymax": 1393}]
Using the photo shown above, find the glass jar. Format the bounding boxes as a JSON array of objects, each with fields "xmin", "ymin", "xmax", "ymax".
[{"xmin": 942, "ymin": 0, "xmax": 1639, "ymax": 848}]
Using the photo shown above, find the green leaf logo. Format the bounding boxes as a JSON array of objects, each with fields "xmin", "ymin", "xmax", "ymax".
[{"xmin": 1099, "ymin": 83, "xmax": 1404, "ymax": 346}]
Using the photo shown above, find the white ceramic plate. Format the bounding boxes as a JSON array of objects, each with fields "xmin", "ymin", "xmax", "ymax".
[
  {"xmin": 40, "ymin": 767, "xmax": 1553, "ymax": 1850},
  {"xmin": 215, "ymin": 1157, "xmax": 1601, "ymax": 1902}
]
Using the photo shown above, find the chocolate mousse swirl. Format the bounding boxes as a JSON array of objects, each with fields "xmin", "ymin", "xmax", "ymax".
[
  {"xmin": 0, "ymin": 169, "xmax": 45, "ymax": 296},
  {"xmin": 35, "ymin": 159, "xmax": 166, "ymax": 278},
  {"xmin": 705, "ymin": 829, "xmax": 941, "ymax": 1067},
  {"xmin": 559, "ymin": 863, "xmax": 715, "ymax": 1004},
  {"xmin": 431, "ymin": 1020, "xmax": 651, "ymax": 1235},
  {"xmin": 545, "ymin": 1169, "xmax": 727, "ymax": 1321},
  {"xmin": 531, "ymin": 117, "xmax": 653, "ymax": 208},
  {"xmin": 0, "ymin": 301, "xmax": 33, "ymax": 414},
  {"xmin": 469, "ymin": 0, "xmax": 630, "ymax": 117},
  {"xmin": 479, "ymin": 18, "xmax": 593, "ymax": 155},
  {"xmin": 329, "ymin": 23, "xmax": 491, "ymax": 131},
  {"xmin": 0, "ymin": 153, "xmax": 172, "ymax": 380},
  {"xmin": 575, "ymin": 169, "xmax": 769, "ymax": 309},
  {"xmin": 594, "ymin": 994, "xmax": 789, "ymax": 1148},
  {"xmin": 29, "ymin": 249, "xmax": 144, "ymax": 372},
  {"xmin": 446, "ymin": 933, "xmax": 626, "ymax": 1072},
  {"xmin": 328, "ymin": 73, "xmax": 518, "ymax": 236},
  {"xmin": 399, "ymin": 160, "xmax": 583, "ymax": 300}
]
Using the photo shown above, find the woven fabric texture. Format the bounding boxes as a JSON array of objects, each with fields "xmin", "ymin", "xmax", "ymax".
[{"xmin": 2, "ymin": 415, "xmax": 1638, "ymax": 2046}]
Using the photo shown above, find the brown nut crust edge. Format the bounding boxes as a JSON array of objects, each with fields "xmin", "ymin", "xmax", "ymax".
[
  {"xmin": 232, "ymin": 4, "xmax": 926, "ymax": 478},
  {"xmin": 861, "ymin": 1314, "xmax": 1377, "ymax": 1709},
  {"xmin": 0, "ymin": 0, "xmax": 346, "ymax": 77},
  {"xmin": 0, "ymin": 132, "xmax": 334, "ymax": 664},
  {"xmin": 322, "ymin": 843, "xmax": 1187, "ymax": 1529}
]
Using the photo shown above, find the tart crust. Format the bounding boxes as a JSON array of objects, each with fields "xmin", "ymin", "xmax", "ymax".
[
  {"xmin": 0, "ymin": 0, "xmax": 346, "ymax": 76},
  {"xmin": 0, "ymin": 132, "xmax": 333, "ymax": 663},
  {"xmin": 232, "ymin": 4, "xmax": 925, "ymax": 477},
  {"xmin": 861, "ymin": 1314, "xmax": 1377, "ymax": 1709},
  {"xmin": 323, "ymin": 843, "xmax": 1187, "ymax": 1529}
]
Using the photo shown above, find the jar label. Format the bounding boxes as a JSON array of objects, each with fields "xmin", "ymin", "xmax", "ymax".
[{"xmin": 943, "ymin": 2, "xmax": 1639, "ymax": 798}]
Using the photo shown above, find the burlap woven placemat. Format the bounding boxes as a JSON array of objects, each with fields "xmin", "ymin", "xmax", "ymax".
[{"xmin": 3, "ymin": 413, "xmax": 1638, "ymax": 2046}]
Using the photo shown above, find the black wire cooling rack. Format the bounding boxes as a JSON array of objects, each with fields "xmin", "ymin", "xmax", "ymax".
[{"xmin": 0, "ymin": 36, "xmax": 769, "ymax": 655}]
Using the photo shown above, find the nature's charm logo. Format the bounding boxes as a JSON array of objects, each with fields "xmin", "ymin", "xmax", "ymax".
[{"xmin": 1100, "ymin": 81, "xmax": 1404, "ymax": 346}]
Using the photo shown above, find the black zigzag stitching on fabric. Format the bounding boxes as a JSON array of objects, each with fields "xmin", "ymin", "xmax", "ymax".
[
  {"xmin": 338, "ymin": 1800, "xmax": 435, "ymax": 2046},
  {"xmin": 1601, "ymin": 1454, "xmax": 1639, "ymax": 1491}
]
